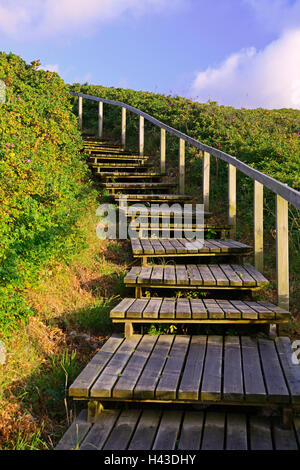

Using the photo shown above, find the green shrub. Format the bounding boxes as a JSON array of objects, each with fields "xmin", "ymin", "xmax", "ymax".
[{"xmin": 0, "ymin": 53, "xmax": 95, "ymax": 333}]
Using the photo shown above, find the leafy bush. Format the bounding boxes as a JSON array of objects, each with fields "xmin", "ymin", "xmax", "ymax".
[{"xmin": 0, "ymin": 53, "xmax": 95, "ymax": 333}]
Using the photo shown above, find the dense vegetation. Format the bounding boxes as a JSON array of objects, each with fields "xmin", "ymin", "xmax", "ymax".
[{"xmin": 0, "ymin": 53, "xmax": 94, "ymax": 333}]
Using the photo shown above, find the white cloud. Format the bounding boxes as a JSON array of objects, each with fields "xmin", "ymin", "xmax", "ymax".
[
  {"xmin": 190, "ymin": 28, "xmax": 300, "ymax": 109},
  {"xmin": 0, "ymin": 0, "xmax": 181, "ymax": 39}
]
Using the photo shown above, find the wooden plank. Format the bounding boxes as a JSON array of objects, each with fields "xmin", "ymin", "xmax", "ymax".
[
  {"xmin": 178, "ymin": 336, "xmax": 207, "ymax": 400},
  {"xmin": 230, "ymin": 264, "xmax": 257, "ymax": 287},
  {"xmin": 201, "ymin": 412, "xmax": 225, "ymax": 450},
  {"xmin": 208, "ymin": 265, "xmax": 229, "ymax": 286},
  {"xmin": 273, "ymin": 418, "xmax": 298, "ymax": 450},
  {"xmin": 175, "ymin": 264, "xmax": 189, "ymax": 285},
  {"xmin": 223, "ymin": 336, "xmax": 244, "ymax": 401},
  {"xmin": 203, "ymin": 151, "xmax": 210, "ymax": 212},
  {"xmin": 201, "ymin": 336, "xmax": 223, "ymax": 401},
  {"xmin": 164, "ymin": 265, "xmax": 176, "ymax": 285},
  {"xmin": 242, "ymin": 263, "xmax": 269, "ymax": 286},
  {"xmin": 179, "ymin": 138, "xmax": 185, "ymax": 194},
  {"xmin": 78, "ymin": 96, "xmax": 83, "ymax": 131},
  {"xmin": 128, "ymin": 409, "xmax": 161, "ymax": 450},
  {"xmin": 159, "ymin": 298, "xmax": 175, "ymax": 319},
  {"xmin": 138, "ymin": 266, "xmax": 152, "ymax": 284},
  {"xmin": 186, "ymin": 264, "xmax": 203, "ymax": 286},
  {"xmin": 152, "ymin": 410, "xmax": 183, "ymax": 450},
  {"xmin": 177, "ymin": 411, "xmax": 204, "ymax": 450},
  {"xmin": 258, "ymin": 301, "xmax": 290, "ymax": 321},
  {"xmin": 80, "ymin": 410, "xmax": 120, "ymax": 450},
  {"xmin": 113, "ymin": 335, "xmax": 158, "ymax": 398},
  {"xmin": 275, "ymin": 336, "xmax": 300, "ymax": 403},
  {"xmin": 126, "ymin": 298, "xmax": 149, "ymax": 319},
  {"xmin": 258, "ymin": 337, "xmax": 290, "ymax": 403},
  {"xmin": 219, "ymin": 264, "xmax": 242, "ymax": 286},
  {"xmin": 90, "ymin": 335, "xmax": 142, "ymax": 398},
  {"xmin": 249, "ymin": 416, "xmax": 273, "ymax": 450},
  {"xmin": 204, "ymin": 299, "xmax": 224, "ymax": 319},
  {"xmin": 241, "ymin": 336, "xmax": 267, "ymax": 402},
  {"xmin": 169, "ymin": 238, "xmax": 187, "ymax": 253},
  {"xmin": 216, "ymin": 300, "xmax": 241, "ymax": 320},
  {"xmin": 121, "ymin": 106, "xmax": 126, "ymax": 147},
  {"xmin": 103, "ymin": 409, "xmax": 141, "ymax": 450},
  {"xmin": 134, "ymin": 335, "xmax": 174, "ymax": 399},
  {"xmin": 276, "ymin": 194, "xmax": 289, "ymax": 310},
  {"xmin": 160, "ymin": 128, "xmax": 166, "ymax": 174},
  {"xmin": 254, "ymin": 180, "xmax": 264, "ymax": 272},
  {"xmin": 231, "ymin": 300, "xmax": 259, "ymax": 320},
  {"xmin": 151, "ymin": 266, "xmax": 164, "ymax": 285},
  {"xmin": 159, "ymin": 239, "xmax": 176, "ymax": 254},
  {"xmin": 156, "ymin": 335, "xmax": 190, "ymax": 400},
  {"xmin": 125, "ymin": 266, "xmax": 140, "ymax": 284},
  {"xmin": 140, "ymin": 239, "xmax": 155, "ymax": 254},
  {"xmin": 176, "ymin": 298, "xmax": 191, "ymax": 319},
  {"xmin": 69, "ymin": 335, "xmax": 124, "ymax": 397},
  {"xmin": 190, "ymin": 299, "xmax": 207, "ymax": 319},
  {"xmin": 139, "ymin": 115, "xmax": 144, "ymax": 156},
  {"xmin": 226, "ymin": 414, "xmax": 247, "ymax": 450},
  {"xmin": 197, "ymin": 265, "xmax": 216, "ymax": 286},
  {"xmin": 143, "ymin": 297, "xmax": 163, "ymax": 319},
  {"xmin": 98, "ymin": 101, "xmax": 103, "ymax": 138},
  {"xmin": 228, "ymin": 163, "xmax": 236, "ymax": 238},
  {"xmin": 110, "ymin": 298, "xmax": 136, "ymax": 318},
  {"xmin": 131, "ymin": 238, "xmax": 143, "ymax": 255},
  {"xmin": 55, "ymin": 410, "xmax": 91, "ymax": 450},
  {"xmin": 244, "ymin": 301, "xmax": 275, "ymax": 320}
]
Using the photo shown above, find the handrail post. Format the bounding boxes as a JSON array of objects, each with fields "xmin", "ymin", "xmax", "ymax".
[
  {"xmin": 203, "ymin": 151, "xmax": 210, "ymax": 212},
  {"xmin": 228, "ymin": 163, "xmax": 236, "ymax": 238},
  {"xmin": 179, "ymin": 138, "xmax": 185, "ymax": 194},
  {"xmin": 254, "ymin": 181, "xmax": 264, "ymax": 272},
  {"xmin": 139, "ymin": 116, "xmax": 144, "ymax": 156},
  {"xmin": 121, "ymin": 107, "xmax": 126, "ymax": 148},
  {"xmin": 160, "ymin": 128, "xmax": 166, "ymax": 174},
  {"xmin": 78, "ymin": 96, "xmax": 83, "ymax": 131},
  {"xmin": 276, "ymin": 195, "xmax": 289, "ymax": 310},
  {"xmin": 98, "ymin": 101, "xmax": 103, "ymax": 138}
]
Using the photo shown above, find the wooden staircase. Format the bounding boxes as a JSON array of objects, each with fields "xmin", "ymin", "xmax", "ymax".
[{"xmin": 56, "ymin": 96, "xmax": 300, "ymax": 450}]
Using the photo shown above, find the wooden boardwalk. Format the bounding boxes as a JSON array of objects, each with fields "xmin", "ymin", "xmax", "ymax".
[
  {"xmin": 110, "ymin": 297, "xmax": 290, "ymax": 323},
  {"xmin": 56, "ymin": 112, "xmax": 300, "ymax": 450},
  {"xmin": 56, "ymin": 408, "xmax": 300, "ymax": 450},
  {"xmin": 124, "ymin": 263, "xmax": 269, "ymax": 295},
  {"xmin": 69, "ymin": 334, "xmax": 300, "ymax": 405}
]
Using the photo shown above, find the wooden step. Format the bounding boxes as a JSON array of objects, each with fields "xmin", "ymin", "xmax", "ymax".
[
  {"xmin": 114, "ymin": 194, "xmax": 193, "ymax": 203},
  {"xmin": 100, "ymin": 182, "xmax": 175, "ymax": 190},
  {"xmin": 124, "ymin": 263, "xmax": 269, "ymax": 295},
  {"xmin": 68, "ymin": 334, "xmax": 300, "ymax": 407},
  {"xmin": 88, "ymin": 155, "xmax": 149, "ymax": 162},
  {"xmin": 93, "ymin": 163, "xmax": 151, "ymax": 170},
  {"xmin": 100, "ymin": 172, "xmax": 164, "ymax": 179},
  {"xmin": 131, "ymin": 238, "xmax": 252, "ymax": 260},
  {"xmin": 130, "ymin": 223, "xmax": 232, "ymax": 238},
  {"xmin": 55, "ymin": 408, "xmax": 300, "ymax": 450},
  {"xmin": 110, "ymin": 297, "xmax": 290, "ymax": 324}
]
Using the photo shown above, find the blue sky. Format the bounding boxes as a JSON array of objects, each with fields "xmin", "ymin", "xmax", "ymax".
[{"xmin": 0, "ymin": 0, "xmax": 299, "ymax": 108}]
